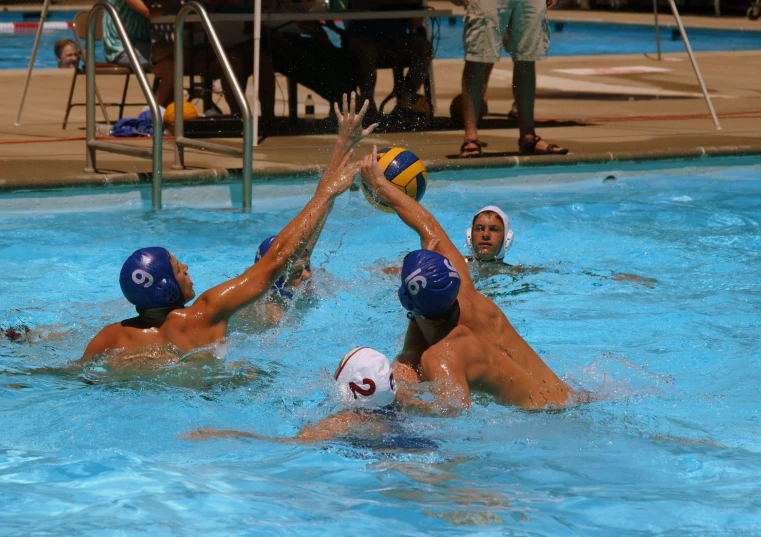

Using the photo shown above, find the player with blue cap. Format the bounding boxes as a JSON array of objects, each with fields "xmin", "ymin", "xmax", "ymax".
[
  {"xmin": 119, "ymin": 247, "xmax": 186, "ymax": 310},
  {"xmin": 232, "ymin": 234, "xmax": 315, "ymax": 330},
  {"xmin": 237, "ymin": 207, "xmax": 329, "ymax": 330},
  {"xmin": 398, "ymin": 249, "xmax": 460, "ymax": 318},
  {"xmin": 81, "ymin": 92, "xmax": 377, "ymax": 362},
  {"xmin": 360, "ymin": 145, "xmax": 577, "ymax": 410},
  {"xmin": 255, "ymin": 236, "xmax": 294, "ymax": 300}
]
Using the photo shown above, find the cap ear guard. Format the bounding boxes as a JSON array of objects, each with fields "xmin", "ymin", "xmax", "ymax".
[
  {"xmin": 502, "ymin": 228, "xmax": 514, "ymax": 257},
  {"xmin": 155, "ymin": 277, "xmax": 182, "ymax": 305},
  {"xmin": 397, "ymin": 283, "xmax": 415, "ymax": 313}
]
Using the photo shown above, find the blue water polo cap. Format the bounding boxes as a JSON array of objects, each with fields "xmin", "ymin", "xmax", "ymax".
[
  {"xmin": 255, "ymin": 236, "xmax": 291, "ymax": 299},
  {"xmin": 398, "ymin": 249, "xmax": 461, "ymax": 316},
  {"xmin": 119, "ymin": 247, "xmax": 184, "ymax": 308}
]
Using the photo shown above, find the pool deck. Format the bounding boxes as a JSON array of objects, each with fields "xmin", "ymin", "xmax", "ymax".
[{"xmin": 1, "ymin": 4, "xmax": 760, "ymax": 191}]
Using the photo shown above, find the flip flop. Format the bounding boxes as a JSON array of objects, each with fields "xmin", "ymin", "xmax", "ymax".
[{"xmin": 460, "ymin": 138, "xmax": 488, "ymax": 158}]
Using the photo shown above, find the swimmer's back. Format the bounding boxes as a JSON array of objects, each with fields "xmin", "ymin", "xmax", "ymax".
[
  {"xmin": 82, "ymin": 305, "xmax": 225, "ymax": 359},
  {"xmin": 451, "ymin": 287, "xmax": 574, "ymax": 406}
]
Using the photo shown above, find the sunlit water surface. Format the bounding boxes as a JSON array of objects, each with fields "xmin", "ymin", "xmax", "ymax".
[{"xmin": 1, "ymin": 160, "xmax": 760, "ymax": 536}]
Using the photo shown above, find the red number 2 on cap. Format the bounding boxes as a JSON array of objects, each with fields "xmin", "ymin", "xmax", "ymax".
[{"xmin": 349, "ymin": 379, "xmax": 376, "ymax": 399}]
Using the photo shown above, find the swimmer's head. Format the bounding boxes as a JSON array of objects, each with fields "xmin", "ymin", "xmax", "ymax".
[
  {"xmin": 334, "ymin": 347, "xmax": 396, "ymax": 408},
  {"xmin": 119, "ymin": 247, "xmax": 191, "ymax": 309},
  {"xmin": 256, "ymin": 236, "xmax": 312, "ymax": 298},
  {"xmin": 285, "ymin": 256, "xmax": 312, "ymax": 289},
  {"xmin": 466, "ymin": 206, "xmax": 514, "ymax": 262},
  {"xmin": 398, "ymin": 249, "xmax": 461, "ymax": 317},
  {"xmin": 55, "ymin": 38, "xmax": 79, "ymax": 68}
]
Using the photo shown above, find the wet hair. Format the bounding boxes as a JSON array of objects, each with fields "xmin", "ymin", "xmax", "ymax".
[{"xmin": 54, "ymin": 38, "xmax": 77, "ymax": 59}]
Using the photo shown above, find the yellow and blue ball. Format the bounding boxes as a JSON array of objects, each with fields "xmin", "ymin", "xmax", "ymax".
[{"xmin": 362, "ymin": 147, "xmax": 428, "ymax": 213}]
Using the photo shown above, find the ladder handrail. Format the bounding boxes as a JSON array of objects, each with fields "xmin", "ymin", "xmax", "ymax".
[
  {"xmin": 652, "ymin": 0, "xmax": 721, "ymax": 130},
  {"xmin": 173, "ymin": 1, "xmax": 253, "ymax": 210},
  {"xmin": 85, "ymin": 1, "xmax": 164, "ymax": 210}
]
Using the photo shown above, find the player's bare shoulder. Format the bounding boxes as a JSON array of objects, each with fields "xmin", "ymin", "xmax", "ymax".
[
  {"xmin": 422, "ymin": 324, "xmax": 475, "ymax": 364},
  {"xmin": 83, "ymin": 321, "xmax": 130, "ymax": 358},
  {"xmin": 459, "ymin": 290, "xmax": 502, "ymax": 324}
]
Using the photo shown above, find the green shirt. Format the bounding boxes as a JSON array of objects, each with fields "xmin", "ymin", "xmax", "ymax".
[{"xmin": 102, "ymin": 0, "xmax": 152, "ymax": 62}]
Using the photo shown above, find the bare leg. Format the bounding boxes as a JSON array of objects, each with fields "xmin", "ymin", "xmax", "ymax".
[
  {"xmin": 258, "ymin": 51, "xmax": 276, "ymax": 125},
  {"xmin": 151, "ymin": 43, "xmax": 175, "ymax": 108},
  {"xmin": 482, "ymin": 63, "xmax": 493, "ymax": 101},
  {"xmin": 350, "ymin": 36, "xmax": 379, "ymax": 113},
  {"xmin": 402, "ymin": 36, "xmax": 433, "ymax": 95},
  {"xmin": 513, "ymin": 60, "xmax": 535, "ymax": 138},
  {"xmin": 514, "ymin": 60, "xmax": 566, "ymax": 153},
  {"xmin": 153, "ymin": 63, "xmax": 174, "ymax": 107},
  {"xmin": 461, "ymin": 60, "xmax": 491, "ymax": 157}
]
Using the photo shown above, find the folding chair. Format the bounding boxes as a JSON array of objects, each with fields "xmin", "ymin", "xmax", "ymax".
[{"xmin": 62, "ymin": 10, "xmax": 147, "ymax": 129}]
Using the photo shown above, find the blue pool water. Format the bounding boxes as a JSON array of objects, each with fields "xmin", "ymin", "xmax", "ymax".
[
  {"xmin": 1, "ymin": 158, "xmax": 761, "ymax": 535},
  {"xmin": 2, "ymin": 10, "xmax": 760, "ymax": 69}
]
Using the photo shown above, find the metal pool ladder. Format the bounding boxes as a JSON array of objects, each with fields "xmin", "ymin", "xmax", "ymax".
[
  {"xmin": 84, "ymin": 1, "xmax": 253, "ymax": 211},
  {"xmin": 85, "ymin": 1, "xmax": 165, "ymax": 209},
  {"xmin": 172, "ymin": 1, "xmax": 254, "ymax": 210}
]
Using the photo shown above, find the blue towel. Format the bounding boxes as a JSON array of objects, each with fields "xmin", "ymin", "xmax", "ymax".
[{"xmin": 110, "ymin": 109, "xmax": 162, "ymax": 137}]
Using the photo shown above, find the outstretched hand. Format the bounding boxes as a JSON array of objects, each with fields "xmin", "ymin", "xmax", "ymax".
[
  {"xmin": 334, "ymin": 92, "xmax": 378, "ymax": 147},
  {"xmin": 359, "ymin": 145, "xmax": 387, "ymax": 196}
]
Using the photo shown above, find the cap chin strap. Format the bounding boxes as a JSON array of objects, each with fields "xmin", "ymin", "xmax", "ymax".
[{"xmin": 135, "ymin": 306, "xmax": 178, "ymax": 327}]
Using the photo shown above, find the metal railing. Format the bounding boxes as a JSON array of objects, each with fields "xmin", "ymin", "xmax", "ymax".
[
  {"xmin": 652, "ymin": 0, "xmax": 721, "ymax": 130},
  {"xmin": 172, "ymin": 1, "xmax": 253, "ymax": 210},
  {"xmin": 85, "ymin": 1, "xmax": 164, "ymax": 209}
]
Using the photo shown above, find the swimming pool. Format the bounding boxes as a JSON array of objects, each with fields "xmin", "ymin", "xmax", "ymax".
[
  {"xmin": 1, "ymin": 157, "xmax": 760, "ymax": 535},
  {"xmin": 2, "ymin": 10, "xmax": 760, "ymax": 69},
  {"xmin": 432, "ymin": 16, "xmax": 761, "ymax": 57}
]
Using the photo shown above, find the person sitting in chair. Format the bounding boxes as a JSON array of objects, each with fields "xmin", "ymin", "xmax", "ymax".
[
  {"xmin": 103, "ymin": 0, "xmax": 152, "ymax": 70},
  {"xmin": 341, "ymin": 0, "xmax": 433, "ymax": 122}
]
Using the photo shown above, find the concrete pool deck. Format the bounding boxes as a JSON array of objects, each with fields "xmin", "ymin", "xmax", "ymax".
[{"xmin": 1, "ymin": 5, "xmax": 760, "ymax": 192}]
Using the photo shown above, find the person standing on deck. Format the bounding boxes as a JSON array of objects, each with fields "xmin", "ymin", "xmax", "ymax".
[{"xmin": 455, "ymin": 0, "xmax": 568, "ymax": 157}]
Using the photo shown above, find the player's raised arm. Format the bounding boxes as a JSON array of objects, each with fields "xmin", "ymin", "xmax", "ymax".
[
  {"xmin": 360, "ymin": 145, "xmax": 474, "ymax": 290},
  {"xmin": 198, "ymin": 93, "xmax": 374, "ymax": 324}
]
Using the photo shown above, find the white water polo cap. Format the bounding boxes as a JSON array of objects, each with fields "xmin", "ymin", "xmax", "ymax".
[
  {"xmin": 465, "ymin": 205, "xmax": 514, "ymax": 261},
  {"xmin": 334, "ymin": 347, "xmax": 396, "ymax": 408}
]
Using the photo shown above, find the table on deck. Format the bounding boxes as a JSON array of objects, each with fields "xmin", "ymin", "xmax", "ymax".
[{"xmin": 152, "ymin": 8, "xmax": 453, "ymax": 140}]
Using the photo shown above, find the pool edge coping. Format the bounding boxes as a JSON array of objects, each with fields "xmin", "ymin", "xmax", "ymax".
[{"xmin": 1, "ymin": 144, "xmax": 760, "ymax": 193}]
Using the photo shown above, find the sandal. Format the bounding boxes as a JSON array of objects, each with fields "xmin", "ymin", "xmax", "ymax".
[
  {"xmin": 460, "ymin": 138, "xmax": 488, "ymax": 158},
  {"xmin": 518, "ymin": 134, "xmax": 568, "ymax": 155}
]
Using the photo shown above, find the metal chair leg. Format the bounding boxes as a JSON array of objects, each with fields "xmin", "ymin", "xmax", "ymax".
[
  {"xmin": 62, "ymin": 68, "xmax": 79, "ymax": 129},
  {"xmin": 94, "ymin": 83, "xmax": 111, "ymax": 126},
  {"xmin": 119, "ymin": 74, "xmax": 130, "ymax": 120}
]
